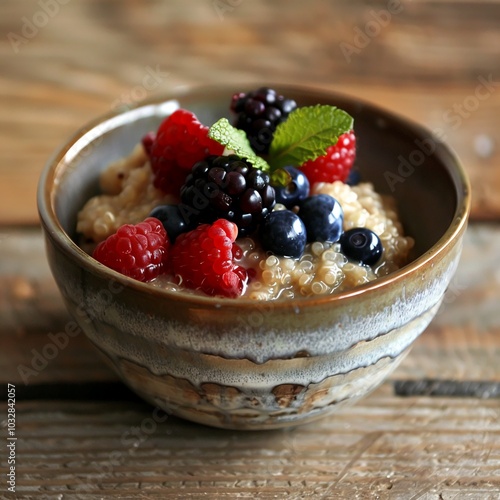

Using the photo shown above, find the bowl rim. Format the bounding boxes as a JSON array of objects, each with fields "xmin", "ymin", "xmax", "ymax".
[{"xmin": 37, "ymin": 83, "xmax": 471, "ymax": 310}]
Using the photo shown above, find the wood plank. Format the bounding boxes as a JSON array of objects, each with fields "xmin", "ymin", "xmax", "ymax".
[
  {"xmin": 3, "ymin": 394, "xmax": 500, "ymax": 497},
  {"xmin": 1, "ymin": 0, "xmax": 499, "ymax": 224}
]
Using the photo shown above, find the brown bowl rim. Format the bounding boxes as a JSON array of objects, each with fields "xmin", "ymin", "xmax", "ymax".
[{"xmin": 37, "ymin": 83, "xmax": 471, "ymax": 310}]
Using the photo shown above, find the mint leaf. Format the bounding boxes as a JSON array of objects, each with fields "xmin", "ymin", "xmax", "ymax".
[
  {"xmin": 270, "ymin": 168, "xmax": 292, "ymax": 188},
  {"xmin": 268, "ymin": 105, "xmax": 353, "ymax": 170},
  {"xmin": 208, "ymin": 118, "xmax": 270, "ymax": 172}
]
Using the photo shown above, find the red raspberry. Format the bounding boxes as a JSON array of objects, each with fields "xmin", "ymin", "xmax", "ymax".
[
  {"xmin": 141, "ymin": 131, "xmax": 156, "ymax": 156},
  {"xmin": 299, "ymin": 131, "xmax": 356, "ymax": 185},
  {"xmin": 92, "ymin": 217, "xmax": 169, "ymax": 282},
  {"xmin": 147, "ymin": 109, "xmax": 224, "ymax": 196},
  {"xmin": 170, "ymin": 219, "xmax": 247, "ymax": 298}
]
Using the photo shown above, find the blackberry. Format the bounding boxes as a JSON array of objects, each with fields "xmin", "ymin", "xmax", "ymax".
[
  {"xmin": 230, "ymin": 87, "xmax": 297, "ymax": 154},
  {"xmin": 180, "ymin": 154, "xmax": 276, "ymax": 236}
]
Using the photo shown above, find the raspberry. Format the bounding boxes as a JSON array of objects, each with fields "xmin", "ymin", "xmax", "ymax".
[
  {"xmin": 180, "ymin": 154, "xmax": 275, "ymax": 237},
  {"xmin": 147, "ymin": 109, "xmax": 224, "ymax": 196},
  {"xmin": 170, "ymin": 219, "xmax": 247, "ymax": 298},
  {"xmin": 92, "ymin": 217, "xmax": 169, "ymax": 282},
  {"xmin": 231, "ymin": 87, "xmax": 297, "ymax": 154},
  {"xmin": 299, "ymin": 131, "xmax": 356, "ymax": 185},
  {"xmin": 141, "ymin": 131, "xmax": 156, "ymax": 156}
]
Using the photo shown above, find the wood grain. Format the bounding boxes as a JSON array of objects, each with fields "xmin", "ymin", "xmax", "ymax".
[
  {"xmin": 0, "ymin": 223, "xmax": 499, "ymax": 496},
  {"xmin": 7, "ymin": 395, "xmax": 500, "ymax": 498},
  {"xmin": 1, "ymin": 0, "xmax": 500, "ymax": 224}
]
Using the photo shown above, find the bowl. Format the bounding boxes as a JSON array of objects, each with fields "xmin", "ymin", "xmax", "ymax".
[{"xmin": 37, "ymin": 85, "xmax": 470, "ymax": 430}]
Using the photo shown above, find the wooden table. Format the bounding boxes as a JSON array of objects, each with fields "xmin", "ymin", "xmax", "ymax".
[{"xmin": 1, "ymin": 1, "xmax": 499, "ymax": 498}]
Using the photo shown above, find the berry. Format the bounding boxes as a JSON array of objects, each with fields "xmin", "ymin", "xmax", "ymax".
[
  {"xmin": 170, "ymin": 219, "xmax": 247, "ymax": 298},
  {"xmin": 149, "ymin": 204, "xmax": 194, "ymax": 243},
  {"xmin": 147, "ymin": 109, "xmax": 224, "ymax": 196},
  {"xmin": 339, "ymin": 228, "xmax": 383, "ymax": 266},
  {"xmin": 346, "ymin": 167, "xmax": 361, "ymax": 186},
  {"xmin": 259, "ymin": 210, "xmax": 307, "ymax": 259},
  {"xmin": 230, "ymin": 87, "xmax": 297, "ymax": 154},
  {"xmin": 300, "ymin": 131, "xmax": 356, "ymax": 185},
  {"xmin": 92, "ymin": 217, "xmax": 169, "ymax": 282},
  {"xmin": 273, "ymin": 166, "xmax": 310, "ymax": 208},
  {"xmin": 180, "ymin": 154, "xmax": 276, "ymax": 237},
  {"xmin": 141, "ymin": 131, "xmax": 156, "ymax": 156},
  {"xmin": 299, "ymin": 194, "xmax": 344, "ymax": 243}
]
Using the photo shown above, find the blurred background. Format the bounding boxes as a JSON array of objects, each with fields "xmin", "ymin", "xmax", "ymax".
[{"xmin": 1, "ymin": 0, "xmax": 499, "ymax": 224}]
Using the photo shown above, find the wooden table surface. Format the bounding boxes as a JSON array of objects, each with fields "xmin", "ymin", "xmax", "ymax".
[{"xmin": 1, "ymin": 1, "xmax": 499, "ymax": 498}]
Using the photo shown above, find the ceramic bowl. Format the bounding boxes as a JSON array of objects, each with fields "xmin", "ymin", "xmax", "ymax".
[{"xmin": 38, "ymin": 85, "xmax": 470, "ymax": 430}]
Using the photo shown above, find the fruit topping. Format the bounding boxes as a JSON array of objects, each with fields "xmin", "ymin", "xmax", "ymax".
[
  {"xmin": 230, "ymin": 87, "xmax": 297, "ymax": 154},
  {"xmin": 346, "ymin": 167, "xmax": 361, "ymax": 186},
  {"xmin": 141, "ymin": 131, "xmax": 156, "ymax": 156},
  {"xmin": 300, "ymin": 131, "xmax": 356, "ymax": 184},
  {"xmin": 92, "ymin": 217, "xmax": 169, "ymax": 282},
  {"xmin": 147, "ymin": 109, "xmax": 224, "ymax": 196},
  {"xmin": 179, "ymin": 154, "xmax": 276, "ymax": 236},
  {"xmin": 170, "ymin": 219, "xmax": 247, "ymax": 298},
  {"xmin": 273, "ymin": 166, "xmax": 310, "ymax": 208},
  {"xmin": 149, "ymin": 204, "xmax": 195, "ymax": 243},
  {"xmin": 259, "ymin": 210, "xmax": 307, "ymax": 259},
  {"xmin": 339, "ymin": 228, "xmax": 383, "ymax": 266},
  {"xmin": 298, "ymin": 194, "xmax": 344, "ymax": 243},
  {"xmin": 76, "ymin": 88, "xmax": 404, "ymax": 300}
]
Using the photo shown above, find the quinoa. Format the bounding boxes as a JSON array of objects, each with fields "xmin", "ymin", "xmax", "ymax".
[{"xmin": 76, "ymin": 144, "xmax": 174, "ymax": 243}]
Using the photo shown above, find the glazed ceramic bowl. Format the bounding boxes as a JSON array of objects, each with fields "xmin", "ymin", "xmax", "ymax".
[{"xmin": 38, "ymin": 85, "xmax": 470, "ymax": 430}]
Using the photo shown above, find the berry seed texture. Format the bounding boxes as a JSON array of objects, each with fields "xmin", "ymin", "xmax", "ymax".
[{"xmin": 77, "ymin": 87, "xmax": 414, "ymax": 299}]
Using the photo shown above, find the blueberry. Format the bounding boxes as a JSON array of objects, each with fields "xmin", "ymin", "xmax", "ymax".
[
  {"xmin": 149, "ymin": 204, "xmax": 193, "ymax": 243},
  {"xmin": 259, "ymin": 210, "xmax": 307, "ymax": 259},
  {"xmin": 274, "ymin": 166, "xmax": 310, "ymax": 208},
  {"xmin": 346, "ymin": 168, "xmax": 361, "ymax": 186},
  {"xmin": 298, "ymin": 194, "xmax": 343, "ymax": 243},
  {"xmin": 340, "ymin": 228, "xmax": 383, "ymax": 266}
]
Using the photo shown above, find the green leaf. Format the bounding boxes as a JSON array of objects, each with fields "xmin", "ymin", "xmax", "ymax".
[
  {"xmin": 268, "ymin": 105, "xmax": 353, "ymax": 170},
  {"xmin": 270, "ymin": 168, "xmax": 292, "ymax": 188},
  {"xmin": 208, "ymin": 118, "xmax": 270, "ymax": 172}
]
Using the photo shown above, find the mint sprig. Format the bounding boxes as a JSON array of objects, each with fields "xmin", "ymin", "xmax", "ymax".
[
  {"xmin": 208, "ymin": 105, "xmax": 354, "ymax": 187},
  {"xmin": 208, "ymin": 118, "xmax": 270, "ymax": 172},
  {"xmin": 268, "ymin": 105, "xmax": 353, "ymax": 170}
]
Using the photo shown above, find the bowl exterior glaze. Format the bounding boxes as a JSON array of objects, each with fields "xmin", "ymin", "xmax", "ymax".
[{"xmin": 38, "ymin": 86, "xmax": 470, "ymax": 430}]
